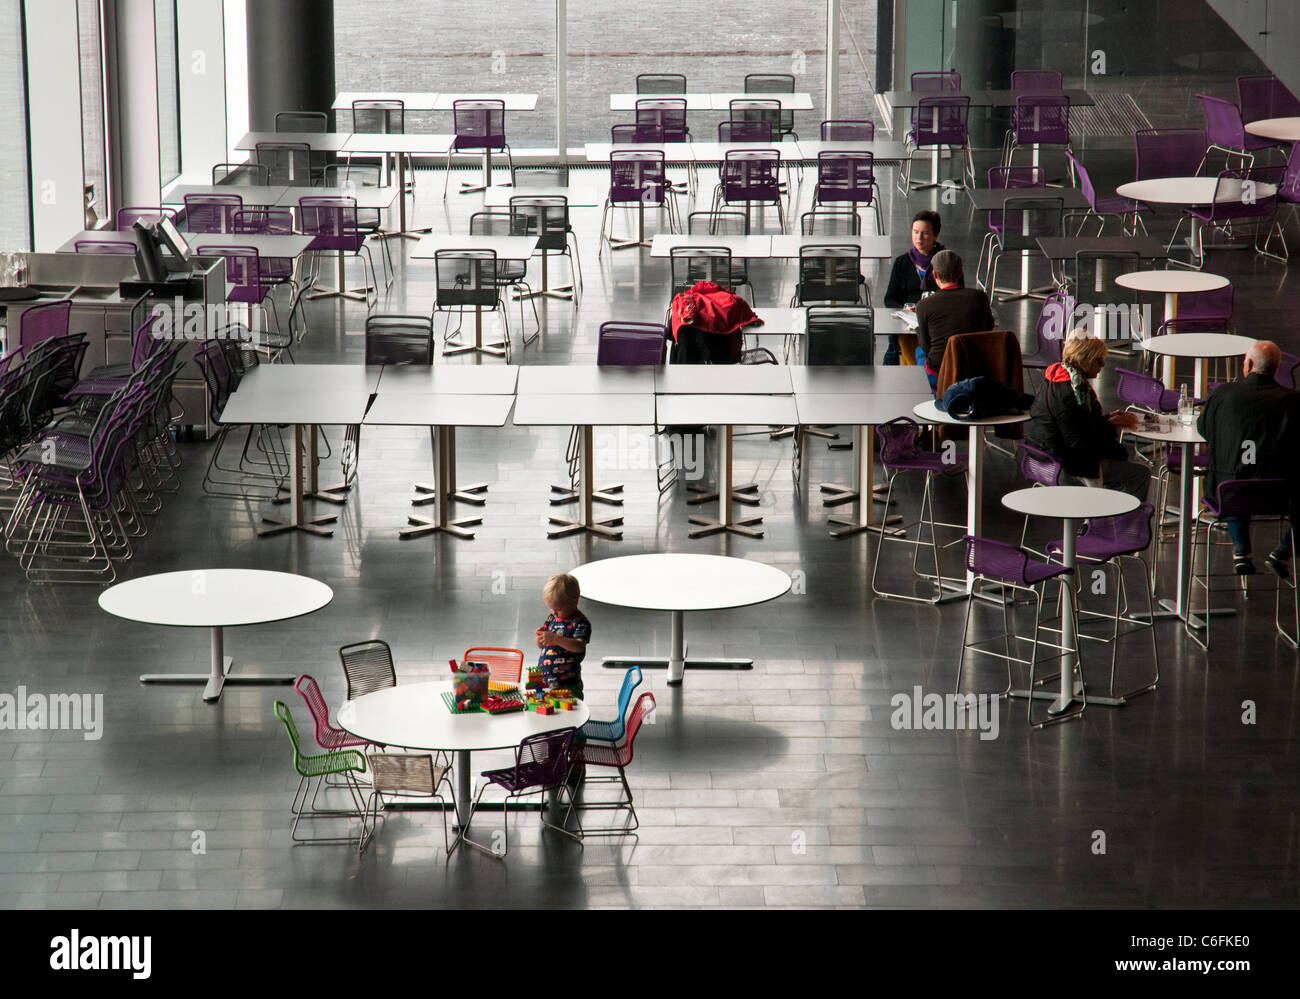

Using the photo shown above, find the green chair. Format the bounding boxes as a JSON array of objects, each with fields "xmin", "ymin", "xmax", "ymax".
[{"xmin": 275, "ymin": 700, "xmax": 368, "ymax": 846}]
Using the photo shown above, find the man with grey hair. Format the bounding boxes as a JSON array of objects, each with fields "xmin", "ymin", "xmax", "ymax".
[
  {"xmin": 913, "ymin": 249, "xmax": 995, "ymax": 388},
  {"xmin": 1198, "ymin": 340, "xmax": 1300, "ymax": 576}
]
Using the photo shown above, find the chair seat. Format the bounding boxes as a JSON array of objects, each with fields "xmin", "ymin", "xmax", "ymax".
[
  {"xmin": 885, "ymin": 453, "xmax": 968, "ymax": 476},
  {"xmin": 1046, "ymin": 537, "xmax": 1144, "ymax": 561},
  {"xmin": 1094, "ymin": 195, "xmax": 1146, "ymax": 215},
  {"xmin": 572, "ymin": 741, "xmax": 631, "ymax": 768},
  {"xmin": 578, "ymin": 718, "xmax": 622, "ymax": 742},
  {"xmin": 298, "ymin": 748, "xmax": 368, "ymax": 779},
  {"xmin": 984, "ymin": 551, "xmax": 1071, "ymax": 586},
  {"xmin": 482, "ymin": 759, "xmax": 566, "ymax": 793}
]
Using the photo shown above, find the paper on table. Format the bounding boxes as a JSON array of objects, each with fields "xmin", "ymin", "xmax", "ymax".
[{"xmin": 892, "ymin": 309, "xmax": 920, "ymax": 330}]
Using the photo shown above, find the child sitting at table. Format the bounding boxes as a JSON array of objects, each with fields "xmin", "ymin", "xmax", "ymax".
[{"xmin": 535, "ymin": 573, "xmax": 591, "ymax": 701}]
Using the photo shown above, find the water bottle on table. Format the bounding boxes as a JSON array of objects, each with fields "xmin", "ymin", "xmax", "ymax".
[{"xmin": 1177, "ymin": 385, "xmax": 1194, "ymax": 428}]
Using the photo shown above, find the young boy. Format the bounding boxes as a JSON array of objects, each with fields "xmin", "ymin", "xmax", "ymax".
[{"xmin": 535, "ymin": 573, "xmax": 591, "ymax": 700}]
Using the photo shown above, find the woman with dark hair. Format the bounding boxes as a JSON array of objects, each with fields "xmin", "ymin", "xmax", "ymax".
[{"xmin": 882, "ymin": 209, "xmax": 951, "ymax": 365}]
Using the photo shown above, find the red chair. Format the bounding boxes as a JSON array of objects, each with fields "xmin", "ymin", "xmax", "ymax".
[
  {"xmin": 461, "ymin": 647, "xmax": 524, "ymax": 685},
  {"xmin": 294, "ymin": 674, "xmax": 368, "ymax": 750},
  {"xmin": 567, "ymin": 692, "xmax": 657, "ymax": 835}
]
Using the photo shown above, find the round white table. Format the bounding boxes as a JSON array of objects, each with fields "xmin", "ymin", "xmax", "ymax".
[
  {"xmin": 338, "ymin": 681, "xmax": 589, "ymax": 844},
  {"xmin": 570, "ymin": 553, "xmax": 792, "ymax": 685},
  {"xmin": 913, "ymin": 401, "xmax": 1032, "ymax": 601},
  {"xmin": 1244, "ymin": 117, "xmax": 1300, "ymax": 143},
  {"xmin": 1114, "ymin": 178, "xmax": 1278, "ymax": 267},
  {"xmin": 1114, "ymin": 269, "xmax": 1230, "ymax": 387},
  {"xmin": 98, "ymin": 569, "xmax": 333, "ymax": 702},
  {"xmin": 1140, "ymin": 331, "xmax": 1255, "ymax": 400},
  {"xmin": 1001, "ymin": 486, "xmax": 1138, "ymax": 716}
]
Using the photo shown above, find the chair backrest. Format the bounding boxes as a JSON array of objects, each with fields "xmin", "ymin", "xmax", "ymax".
[
  {"xmin": 1011, "ymin": 69, "xmax": 1063, "ymax": 90},
  {"xmin": 1196, "ymin": 93, "xmax": 1246, "ymax": 151},
  {"xmin": 1281, "ymin": 141, "xmax": 1300, "ymax": 204},
  {"xmin": 597, "ymin": 322, "xmax": 668, "ymax": 365},
  {"xmin": 299, "ymin": 195, "xmax": 361, "ymax": 249},
  {"xmin": 730, "ymin": 98, "xmax": 782, "ymax": 135},
  {"xmin": 461, "ymin": 647, "xmax": 524, "ymax": 685},
  {"xmin": 1080, "ymin": 502, "xmax": 1155, "ymax": 555},
  {"xmin": 513, "ymin": 728, "xmax": 575, "ymax": 788},
  {"xmin": 637, "ymin": 73, "xmax": 686, "ymax": 93},
  {"xmin": 1012, "ymin": 94, "xmax": 1070, "ymax": 145},
  {"xmin": 116, "ymin": 206, "xmax": 176, "ymax": 230},
  {"xmin": 1278, "ymin": 351, "xmax": 1300, "ymax": 391},
  {"xmin": 911, "ymin": 70, "xmax": 961, "ymax": 92},
  {"xmin": 197, "ymin": 245, "xmax": 263, "ymax": 303},
  {"xmin": 184, "ymin": 193, "xmax": 243, "ymax": 234},
  {"xmin": 875, "ymin": 416, "xmax": 923, "ymax": 466},
  {"xmin": 636, "ymin": 98, "xmax": 688, "ymax": 142},
  {"xmin": 688, "ymin": 210, "xmax": 750, "ymax": 236},
  {"xmin": 1208, "ymin": 163, "xmax": 1283, "ymax": 220},
  {"xmin": 1208, "ymin": 478, "xmax": 1292, "ymax": 519},
  {"xmin": 435, "ymin": 249, "xmax": 501, "ymax": 308},
  {"xmin": 935, "ymin": 330, "xmax": 1025, "ymax": 405},
  {"xmin": 338, "ymin": 640, "xmax": 397, "ymax": 700},
  {"xmin": 797, "ymin": 244, "xmax": 861, "ymax": 304},
  {"xmin": 1032, "ymin": 290, "xmax": 1076, "ymax": 358},
  {"xmin": 18, "ymin": 300, "xmax": 72, "ymax": 352},
  {"xmin": 986, "ymin": 164, "xmax": 1045, "ymax": 233},
  {"xmin": 670, "ymin": 246, "xmax": 732, "ymax": 295},
  {"xmin": 609, "ymin": 149, "xmax": 666, "ymax": 205},
  {"xmin": 820, "ymin": 119, "xmax": 874, "ymax": 140},
  {"xmin": 611, "ymin": 667, "xmax": 644, "ymax": 739},
  {"xmin": 324, "ymin": 161, "xmax": 381, "ymax": 189},
  {"xmin": 740, "ymin": 347, "xmax": 778, "ymax": 364},
  {"xmin": 1115, "ymin": 367, "xmax": 1175, "ymax": 412},
  {"xmin": 998, "ymin": 196, "xmax": 1063, "ymax": 251},
  {"xmin": 718, "ymin": 119, "xmax": 772, "ymax": 142},
  {"xmin": 365, "ymin": 314, "xmax": 433, "ymax": 365},
  {"xmin": 816, "ymin": 151, "xmax": 876, "ymax": 204},
  {"xmin": 1017, "ymin": 442, "xmax": 1062, "ymax": 486},
  {"xmin": 1065, "ymin": 151, "xmax": 1099, "ymax": 210},
  {"xmin": 512, "ymin": 164, "xmax": 570, "ymax": 187},
  {"xmin": 1134, "ymin": 127, "xmax": 1206, "ymax": 180},
  {"xmin": 1072, "ymin": 249, "xmax": 1141, "ymax": 302},
  {"xmin": 618, "ymin": 692, "xmax": 657, "ymax": 759},
  {"xmin": 352, "ymin": 99, "xmax": 404, "ymax": 133},
  {"xmin": 213, "ymin": 161, "xmax": 270, "ymax": 186},
  {"xmin": 255, "ymin": 142, "xmax": 313, "ymax": 185},
  {"xmin": 805, "ymin": 306, "xmax": 873, "ymax": 365},
  {"xmin": 75, "ymin": 239, "xmax": 136, "ymax": 255},
  {"xmin": 800, "ymin": 208, "xmax": 861, "ymax": 235},
  {"xmin": 610, "ymin": 122, "xmax": 662, "ymax": 144},
  {"xmin": 720, "ymin": 148, "xmax": 781, "ymax": 201},
  {"xmin": 294, "ymin": 674, "xmax": 346, "ymax": 748},
  {"xmin": 275, "ymin": 110, "xmax": 327, "ymax": 132},
  {"xmin": 273, "ymin": 700, "xmax": 305, "ymax": 770},
  {"xmin": 231, "ymin": 207, "xmax": 295, "ymax": 235},
  {"xmin": 744, "ymin": 74, "xmax": 795, "ymax": 133},
  {"xmin": 962, "ymin": 534, "xmax": 1054, "ymax": 587},
  {"xmin": 1236, "ymin": 73, "xmax": 1300, "ymax": 123},
  {"xmin": 509, "ymin": 194, "xmax": 569, "ymax": 252},
  {"xmin": 453, "ymin": 99, "xmax": 506, "ymax": 150},
  {"xmin": 914, "ymin": 95, "xmax": 970, "ymax": 145}
]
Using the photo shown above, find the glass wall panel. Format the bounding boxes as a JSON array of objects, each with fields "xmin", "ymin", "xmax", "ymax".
[
  {"xmin": 155, "ymin": 0, "xmax": 179, "ymax": 182},
  {"xmin": 0, "ymin": 0, "xmax": 30, "ymax": 248},
  {"xmin": 838, "ymin": 0, "xmax": 880, "ymax": 122},
  {"xmin": 79, "ymin": 0, "xmax": 105, "ymax": 228}
]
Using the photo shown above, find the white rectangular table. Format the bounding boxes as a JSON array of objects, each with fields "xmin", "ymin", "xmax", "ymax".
[
  {"xmin": 608, "ymin": 93, "xmax": 717, "ymax": 112},
  {"xmin": 650, "ymin": 234, "xmax": 774, "ymax": 259},
  {"xmin": 654, "ymin": 364, "xmax": 791, "ymax": 394},
  {"xmin": 363, "ymin": 392, "xmax": 515, "ymax": 539},
  {"xmin": 793, "ymin": 139, "xmax": 910, "ymax": 164},
  {"xmin": 219, "ymin": 365, "xmax": 381, "ymax": 537},
  {"xmin": 769, "ymin": 234, "xmax": 893, "ymax": 259},
  {"xmin": 163, "ymin": 184, "xmax": 288, "ymax": 207},
  {"xmin": 235, "ymin": 130, "xmax": 355, "ymax": 153},
  {"xmin": 584, "ymin": 142, "xmax": 700, "ymax": 164},
  {"xmin": 342, "ymin": 134, "xmax": 455, "ymax": 235},
  {"xmin": 435, "ymin": 93, "xmax": 538, "ymax": 192},
  {"xmin": 517, "ymin": 365, "xmax": 655, "ymax": 395},
  {"xmin": 483, "ymin": 185, "xmax": 601, "ymax": 208}
]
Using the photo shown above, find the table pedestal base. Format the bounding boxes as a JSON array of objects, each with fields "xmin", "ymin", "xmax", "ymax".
[
  {"xmin": 138, "ymin": 626, "xmax": 295, "ymax": 702},
  {"xmin": 601, "ymin": 610, "xmax": 752, "ymax": 685},
  {"xmin": 259, "ymin": 514, "xmax": 336, "ymax": 537},
  {"xmin": 1132, "ymin": 597, "xmax": 1236, "ymax": 629},
  {"xmin": 548, "ymin": 515, "xmax": 624, "ymax": 540}
]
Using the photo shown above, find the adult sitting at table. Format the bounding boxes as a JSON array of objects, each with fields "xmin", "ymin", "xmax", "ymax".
[
  {"xmin": 914, "ymin": 250, "xmax": 994, "ymax": 390},
  {"xmin": 1026, "ymin": 330, "xmax": 1149, "ymax": 500},
  {"xmin": 882, "ymin": 209, "xmax": 952, "ymax": 366},
  {"xmin": 1197, "ymin": 340, "xmax": 1300, "ymax": 577}
]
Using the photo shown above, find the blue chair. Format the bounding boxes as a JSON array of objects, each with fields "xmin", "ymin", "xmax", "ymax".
[{"xmin": 579, "ymin": 666, "xmax": 643, "ymax": 743}]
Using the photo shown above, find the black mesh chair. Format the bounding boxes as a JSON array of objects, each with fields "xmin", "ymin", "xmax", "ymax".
[
  {"xmin": 793, "ymin": 245, "xmax": 865, "ymax": 305},
  {"xmin": 982, "ymin": 196, "xmax": 1064, "ymax": 303},
  {"xmin": 351, "ymin": 99, "xmax": 407, "ymax": 194},
  {"xmin": 801, "ymin": 208, "xmax": 861, "ymax": 235},
  {"xmin": 256, "ymin": 142, "xmax": 314, "ymax": 186},
  {"xmin": 365, "ymin": 314, "xmax": 433, "ymax": 365},
  {"xmin": 792, "ymin": 306, "xmax": 875, "ymax": 463},
  {"xmin": 670, "ymin": 246, "xmax": 733, "ymax": 297},
  {"xmin": 274, "ymin": 110, "xmax": 329, "ymax": 183},
  {"xmin": 636, "ymin": 73, "xmax": 687, "ymax": 93},
  {"xmin": 435, "ymin": 246, "xmax": 517, "ymax": 361},
  {"xmin": 338, "ymin": 639, "xmax": 397, "ymax": 700},
  {"xmin": 687, "ymin": 210, "xmax": 752, "ymax": 299},
  {"xmin": 322, "ymin": 161, "xmax": 394, "ymax": 287},
  {"xmin": 511, "ymin": 164, "xmax": 570, "ymax": 187},
  {"xmin": 468, "ymin": 211, "xmax": 540, "ymax": 346},
  {"xmin": 509, "ymin": 194, "xmax": 583, "ymax": 308},
  {"xmin": 744, "ymin": 73, "xmax": 797, "ymax": 139},
  {"xmin": 730, "ymin": 98, "xmax": 783, "ymax": 140},
  {"xmin": 213, "ymin": 162, "xmax": 270, "ymax": 186}
]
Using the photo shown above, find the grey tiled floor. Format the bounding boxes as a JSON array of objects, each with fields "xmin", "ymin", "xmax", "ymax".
[{"xmin": 3, "ymin": 139, "xmax": 1300, "ymax": 910}]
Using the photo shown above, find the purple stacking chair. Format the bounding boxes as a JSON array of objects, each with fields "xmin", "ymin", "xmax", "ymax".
[
  {"xmin": 1134, "ymin": 127, "xmax": 1208, "ymax": 180},
  {"xmin": 1236, "ymin": 74, "xmax": 1300, "ymax": 151},
  {"xmin": 900, "ymin": 94, "xmax": 974, "ymax": 192},
  {"xmin": 715, "ymin": 149, "xmax": 786, "ymax": 231},
  {"xmin": 870, "ymin": 417, "xmax": 969, "ymax": 604},
  {"xmin": 17, "ymin": 300, "xmax": 72, "ymax": 353},
  {"xmin": 906, "ymin": 70, "xmax": 961, "ymax": 142},
  {"xmin": 813, "ymin": 151, "xmax": 882, "ymax": 234},
  {"xmin": 183, "ymin": 193, "xmax": 242, "ymax": 234},
  {"xmin": 718, "ymin": 120, "xmax": 772, "ymax": 142},
  {"xmin": 1022, "ymin": 291, "xmax": 1075, "ymax": 384},
  {"xmin": 1196, "ymin": 93, "xmax": 1268, "ymax": 169},
  {"xmin": 1004, "ymin": 94, "xmax": 1072, "ymax": 171},
  {"xmin": 298, "ymin": 195, "xmax": 378, "ymax": 306},
  {"xmin": 600, "ymin": 149, "xmax": 678, "ymax": 253},
  {"xmin": 74, "ymin": 239, "xmax": 137, "ymax": 255},
  {"xmin": 636, "ymin": 98, "xmax": 689, "ymax": 142},
  {"xmin": 1014, "ymin": 442, "xmax": 1063, "ymax": 552},
  {"xmin": 444, "ymin": 99, "xmax": 512, "ymax": 196},
  {"xmin": 1044, "ymin": 503, "xmax": 1160, "ymax": 699},
  {"xmin": 596, "ymin": 321, "xmax": 668, "ymax": 366},
  {"xmin": 1010, "ymin": 69, "xmax": 1063, "ymax": 90},
  {"xmin": 1188, "ymin": 478, "xmax": 1299, "ymax": 650},
  {"xmin": 1157, "ymin": 284, "xmax": 1233, "ymax": 336},
  {"xmin": 196, "ymin": 244, "xmax": 282, "ymax": 338},
  {"xmin": 115, "ymin": 206, "xmax": 177, "ymax": 231},
  {"xmin": 1184, "ymin": 164, "xmax": 1284, "ymax": 265},
  {"xmin": 955, "ymin": 534, "xmax": 1081, "ymax": 727},
  {"xmin": 461, "ymin": 728, "xmax": 581, "ymax": 855},
  {"xmin": 1268, "ymin": 141, "xmax": 1300, "ymax": 259},
  {"xmin": 68, "ymin": 315, "xmax": 166, "ymax": 397},
  {"xmin": 1065, "ymin": 151, "xmax": 1146, "ymax": 235},
  {"xmin": 976, "ymin": 165, "xmax": 1045, "ymax": 290},
  {"xmin": 820, "ymin": 119, "xmax": 875, "ymax": 141},
  {"xmin": 232, "ymin": 207, "xmax": 299, "ymax": 294}
]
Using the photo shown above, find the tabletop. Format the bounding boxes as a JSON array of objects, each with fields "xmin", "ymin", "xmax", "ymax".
[
  {"xmin": 793, "ymin": 140, "xmax": 910, "ymax": 162},
  {"xmin": 483, "ymin": 185, "xmax": 601, "ymax": 208},
  {"xmin": 433, "ymin": 93, "xmax": 538, "ymax": 111},
  {"xmin": 1114, "ymin": 269, "xmax": 1230, "ymax": 293},
  {"xmin": 1128, "ymin": 422, "xmax": 1206, "ymax": 444},
  {"xmin": 411, "ymin": 234, "xmax": 539, "ymax": 259},
  {"xmin": 1115, "ymin": 177, "xmax": 1278, "ymax": 205},
  {"xmin": 235, "ymin": 130, "xmax": 354, "ymax": 152},
  {"xmin": 584, "ymin": 142, "xmax": 700, "ymax": 163},
  {"xmin": 342, "ymin": 133, "xmax": 455, "ymax": 155},
  {"xmin": 375, "ymin": 365, "xmax": 519, "ymax": 394},
  {"xmin": 1140, "ymin": 332, "xmax": 1257, "ymax": 358},
  {"xmin": 789, "ymin": 365, "xmax": 932, "ymax": 395},
  {"xmin": 220, "ymin": 364, "xmax": 379, "ymax": 425},
  {"xmin": 1244, "ymin": 117, "xmax": 1300, "ymax": 142},
  {"xmin": 338, "ymin": 681, "xmax": 589, "ymax": 753},
  {"xmin": 363, "ymin": 393, "xmax": 513, "ymax": 428},
  {"xmin": 747, "ymin": 307, "xmax": 896, "ymax": 337},
  {"xmin": 189, "ymin": 234, "xmax": 316, "ymax": 257},
  {"xmin": 163, "ymin": 184, "xmax": 288, "ymax": 206},
  {"xmin": 769, "ymin": 234, "xmax": 894, "ymax": 259},
  {"xmin": 99, "ymin": 569, "xmax": 333, "ymax": 628},
  {"xmin": 796, "ymin": 393, "xmax": 934, "ymax": 425},
  {"xmin": 517, "ymin": 365, "xmax": 656, "ymax": 395},
  {"xmin": 913, "ymin": 399, "xmax": 1030, "ymax": 427},
  {"xmin": 570, "ymin": 553, "xmax": 792, "ymax": 612},
  {"xmin": 1001, "ymin": 485, "xmax": 1139, "ymax": 519},
  {"xmin": 278, "ymin": 186, "xmax": 399, "ymax": 209},
  {"xmin": 654, "ymin": 364, "xmax": 792, "ymax": 394},
  {"xmin": 687, "ymin": 141, "xmax": 804, "ymax": 161},
  {"xmin": 333, "ymin": 91, "xmax": 442, "ymax": 111},
  {"xmin": 1035, "ymin": 235, "xmax": 1169, "ymax": 259},
  {"xmin": 650, "ymin": 234, "xmax": 774, "ymax": 257},
  {"xmin": 512, "ymin": 394, "xmax": 656, "ymax": 427},
  {"xmin": 656, "ymin": 393, "xmax": 799, "ymax": 426}
]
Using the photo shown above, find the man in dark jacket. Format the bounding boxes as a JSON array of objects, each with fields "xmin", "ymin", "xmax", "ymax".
[
  {"xmin": 1025, "ymin": 331, "xmax": 1148, "ymax": 499},
  {"xmin": 1197, "ymin": 340, "xmax": 1300, "ymax": 576},
  {"xmin": 914, "ymin": 250, "xmax": 995, "ymax": 388}
]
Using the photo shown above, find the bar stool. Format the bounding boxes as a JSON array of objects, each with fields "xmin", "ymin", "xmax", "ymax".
[
  {"xmin": 1014, "ymin": 442, "xmax": 1062, "ymax": 553},
  {"xmin": 870, "ymin": 417, "xmax": 968, "ymax": 604},
  {"xmin": 955, "ymin": 534, "xmax": 1082, "ymax": 728}
]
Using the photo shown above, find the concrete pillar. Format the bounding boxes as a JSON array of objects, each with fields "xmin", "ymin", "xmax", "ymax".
[{"xmin": 245, "ymin": 0, "xmax": 335, "ymax": 131}]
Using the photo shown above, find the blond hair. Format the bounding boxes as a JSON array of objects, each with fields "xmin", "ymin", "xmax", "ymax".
[
  {"xmin": 543, "ymin": 573, "xmax": 580, "ymax": 605},
  {"xmin": 1061, "ymin": 329, "xmax": 1107, "ymax": 369}
]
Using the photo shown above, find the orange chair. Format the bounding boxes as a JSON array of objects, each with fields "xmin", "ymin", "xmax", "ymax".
[{"xmin": 462, "ymin": 647, "xmax": 524, "ymax": 685}]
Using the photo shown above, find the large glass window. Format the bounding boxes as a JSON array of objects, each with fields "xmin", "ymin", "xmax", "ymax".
[
  {"xmin": 155, "ymin": 0, "xmax": 179, "ymax": 182},
  {"xmin": 79, "ymin": 0, "xmax": 105, "ymax": 229},
  {"xmin": 333, "ymin": 0, "xmax": 557, "ymax": 147},
  {"xmin": 0, "ymin": 0, "xmax": 30, "ymax": 248},
  {"xmin": 837, "ymin": 0, "xmax": 879, "ymax": 122}
]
